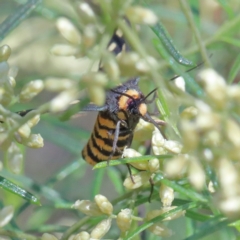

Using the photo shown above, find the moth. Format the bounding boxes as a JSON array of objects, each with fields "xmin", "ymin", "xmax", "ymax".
[
  {"xmin": 81, "ymin": 77, "xmax": 161, "ymax": 166},
  {"xmin": 81, "ymin": 30, "xmax": 162, "ymax": 167}
]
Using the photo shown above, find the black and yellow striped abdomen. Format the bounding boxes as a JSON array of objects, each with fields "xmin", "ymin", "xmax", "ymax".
[{"xmin": 82, "ymin": 111, "xmax": 133, "ymax": 166}]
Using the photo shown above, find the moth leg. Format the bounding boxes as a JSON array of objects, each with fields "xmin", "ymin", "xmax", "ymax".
[
  {"xmin": 126, "ymin": 163, "xmax": 135, "ymax": 183},
  {"xmin": 148, "ymin": 177, "xmax": 154, "ymax": 203},
  {"xmin": 125, "ymin": 133, "xmax": 135, "ymax": 183},
  {"xmin": 107, "ymin": 120, "xmax": 122, "ymax": 165}
]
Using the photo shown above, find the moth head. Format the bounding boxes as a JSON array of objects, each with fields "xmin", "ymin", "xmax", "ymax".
[{"xmin": 112, "ymin": 88, "xmax": 157, "ymax": 117}]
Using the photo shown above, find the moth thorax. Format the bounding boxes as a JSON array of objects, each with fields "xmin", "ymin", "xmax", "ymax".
[{"xmin": 118, "ymin": 89, "xmax": 141, "ymax": 111}]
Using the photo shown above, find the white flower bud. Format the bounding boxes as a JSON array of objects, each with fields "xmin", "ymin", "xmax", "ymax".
[
  {"xmin": 123, "ymin": 171, "xmax": 151, "ymax": 189},
  {"xmin": 51, "ymin": 44, "xmax": 78, "ymax": 56},
  {"xmin": 135, "ymin": 118, "xmax": 153, "ymax": 132},
  {"xmin": 56, "ymin": 17, "xmax": 81, "ymax": 45},
  {"xmin": 195, "ymin": 99, "xmax": 212, "ymax": 113},
  {"xmin": 218, "ymin": 196, "xmax": 240, "ymax": 218},
  {"xmin": 77, "ymin": 2, "xmax": 96, "ymax": 23},
  {"xmin": 226, "ymin": 119, "xmax": 240, "ymax": 148},
  {"xmin": 188, "ymin": 159, "xmax": 206, "ymax": 190},
  {"xmin": 41, "ymin": 233, "xmax": 58, "ymax": 240},
  {"xmin": 19, "ymin": 80, "xmax": 44, "ymax": 102},
  {"xmin": 9, "ymin": 65, "xmax": 18, "ymax": 78},
  {"xmin": 164, "ymin": 155, "xmax": 188, "ymax": 178},
  {"xmin": 90, "ymin": 218, "xmax": 112, "ymax": 239},
  {"xmin": 27, "ymin": 114, "xmax": 40, "ymax": 128},
  {"xmin": 7, "ymin": 142, "xmax": 23, "ymax": 174},
  {"xmin": 72, "ymin": 200, "xmax": 102, "ymax": 216},
  {"xmin": 45, "ymin": 78, "xmax": 76, "ymax": 92},
  {"xmin": 135, "ymin": 56, "xmax": 158, "ymax": 74},
  {"xmin": 208, "ymin": 181, "xmax": 215, "ymax": 193},
  {"xmin": 181, "ymin": 120, "xmax": 199, "ymax": 151},
  {"xmin": 88, "ymin": 86, "xmax": 106, "ymax": 106},
  {"xmin": 116, "ymin": 209, "xmax": 132, "ymax": 233},
  {"xmin": 125, "ymin": 6, "xmax": 158, "ymax": 25},
  {"xmin": 49, "ymin": 89, "xmax": 79, "ymax": 112},
  {"xmin": 164, "ymin": 140, "xmax": 182, "ymax": 154},
  {"xmin": 82, "ymin": 72, "xmax": 108, "ymax": 87},
  {"xmin": 146, "ymin": 211, "xmax": 172, "ymax": 237},
  {"xmin": 152, "ymin": 127, "xmax": 165, "ymax": 147},
  {"xmin": 117, "ymin": 52, "xmax": 140, "ymax": 76},
  {"xmin": 218, "ymin": 158, "xmax": 238, "ymax": 196},
  {"xmin": 174, "ymin": 76, "xmax": 185, "ymax": 92},
  {"xmin": 152, "ymin": 127, "xmax": 182, "ymax": 154},
  {"xmin": 227, "ymin": 85, "xmax": 240, "ymax": 102},
  {"xmin": 94, "ymin": 195, "xmax": 113, "ymax": 215},
  {"xmin": 24, "ymin": 134, "xmax": 44, "ymax": 148},
  {"xmin": 181, "ymin": 106, "xmax": 198, "ymax": 119},
  {"xmin": 8, "ymin": 76, "xmax": 16, "ymax": 87},
  {"xmin": 148, "ymin": 158, "xmax": 159, "ymax": 173},
  {"xmin": 195, "ymin": 112, "xmax": 220, "ymax": 131},
  {"xmin": 17, "ymin": 123, "xmax": 31, "ymax": 139},
  {"xmin": 101, "ymin": 56, "xmax": 120, "ymax": 82},
  {"xmin": 197, "ymin": 68, "xmax": 227, "ymax": 108},
  {"xmin": 203, "ymin": 130, "xmax": 221, "ymax": 146},
  {"xmin": 82, "ymin": 25, "xmax": 97, "ymax": 48},
  {"xmin": 0, "ymin": 45, "xmax": 11, "ymax": 62},
  {"xmin": 123, "ymin": 148, "xmax": 148, "ymax": 170},
  {"xmin": 159, "ymin": 184, "xmax": 174, "ymax": 207},
  {"xmin": 148, "ymin": 223, "xmax": 172, "ymax": 237},
  {"xmin": 73, "ymin": 231, "xmax": 90, "ymax": 240},
  {"xmin": 0, "ymin": 206, "xmax": 14, "ymax": 227},
  {"xmin": 152, "ymin": 145, "xmax": 167, "ymax": 155}
]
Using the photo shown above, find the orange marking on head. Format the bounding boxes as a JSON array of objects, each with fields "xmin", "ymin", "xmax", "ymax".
[
  {"xmin": 138, "ymin": 103, "xmax": 147, "ymax": 116},
  {"xmin": 118, "ymin": 89, "xmax": 140, "ymax": 110}
]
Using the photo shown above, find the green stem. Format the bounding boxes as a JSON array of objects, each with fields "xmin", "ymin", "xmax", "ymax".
[
  {"xmin": 60, "ymin": 216, "xmax": 90, "ymax": 240},
  {"xmin": 0, "ymin": 229, "xmax": 41, "ymax": 240},
  {"xmin": 157, "ymin": 13, "xmax": 240, "ymax": 70},
  {"xmin": 179, "ymin": 0, "xmax": 211, "ymax": 67},
  {"xmin": 0, "ymin": 0, "xmax": 42, "ymax": 42},
  {"xmin": 125, "ymin": 201, "xmax": 199, "ymax": 239}
]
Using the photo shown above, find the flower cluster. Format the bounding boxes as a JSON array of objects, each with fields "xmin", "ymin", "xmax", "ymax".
[
  {"xmin": 121, "ymin": 124, "xmax": 184, "ymax": 237},
  {"xmin": 69, "ymin": 194, "xmax": 184, "ymax": 239},
  {"xmin": 0, "ymin": 45, "xmax": 44, "ymax": 173},
  {"xmin": 167, "ymin": 69, "xmax": 240, "ymax": 218},
  {"xmin": 50, "ymin": 1, "xmax": 160, "ymax": 107}
]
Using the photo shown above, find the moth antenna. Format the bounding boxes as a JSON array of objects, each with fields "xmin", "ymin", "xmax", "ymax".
[
  {"xmin": 141, "ymin": 88, "xmax": 158, "ymax": 103},
  {"xmin": 169, "ymin": 59, "xmax": 207, "ymax": 81},
  {"xmin": 111, "ymin": 89, "xmax": 136, "ymax": 101}
]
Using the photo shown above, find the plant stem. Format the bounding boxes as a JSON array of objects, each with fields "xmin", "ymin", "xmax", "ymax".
[
  {"xmin": 0, "ymin": 229, "xmax": 41, "ymax": 240},
  {"xmin": 179, "ymin": 0, "xmax": 211, "ymax": 67},
  {"xmin": 0, "ymin": 0, "xmax": 42, "ymax": 42}
]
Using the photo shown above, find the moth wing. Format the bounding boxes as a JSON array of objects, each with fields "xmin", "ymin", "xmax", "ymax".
[{"xmin": 81, "ymin": 104, "xmax": 108, "ymax": 112}]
